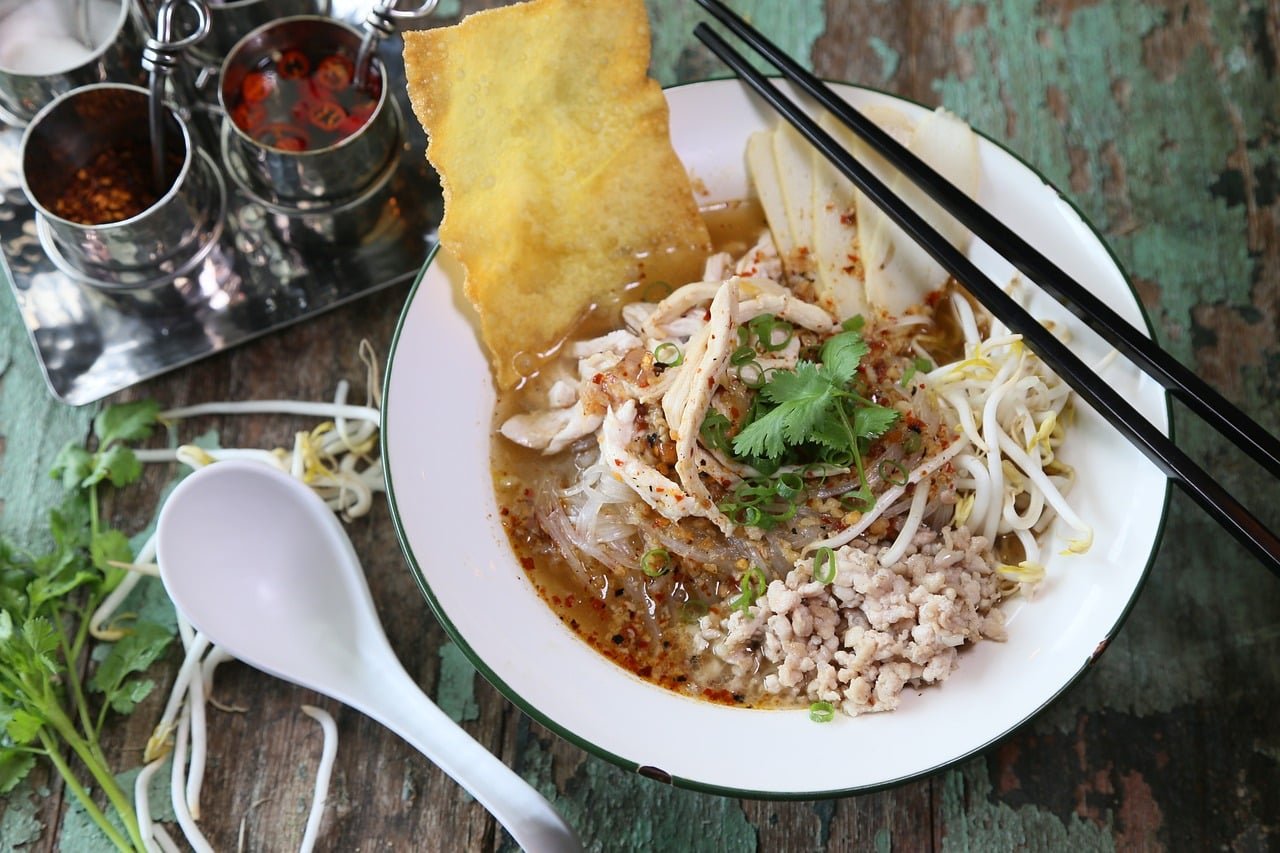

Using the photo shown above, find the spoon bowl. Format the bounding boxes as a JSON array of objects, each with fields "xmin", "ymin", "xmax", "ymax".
[{"xmin": 156, "ymin": 460, "xmax": 580, "ymax": 852}]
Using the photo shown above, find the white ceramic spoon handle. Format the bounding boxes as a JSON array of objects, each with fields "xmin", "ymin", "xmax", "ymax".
[{"xmin": 349, "ymin": 664, "xmax": 581, "ymax": 853}]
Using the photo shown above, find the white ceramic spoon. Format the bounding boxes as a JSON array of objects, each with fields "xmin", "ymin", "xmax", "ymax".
[{"xmin": 156, "ymin": 460, "xmax": 581, "ymax": 853}]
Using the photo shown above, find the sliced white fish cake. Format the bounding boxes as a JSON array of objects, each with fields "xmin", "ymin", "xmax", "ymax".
[
  {"xmin": 849, "ymin": 106, "xmax": 979, "ymax": 317},
  {"xmin": 811, "ymin": 112, "xmax": 870, "ymax": 321},
  {"xmin": 771, "ymin": 122, "xmax": 818, "ymax": 282},
  {"xmin": 746, "ymin": 131, "xmax": 795, "ymax": 263}
]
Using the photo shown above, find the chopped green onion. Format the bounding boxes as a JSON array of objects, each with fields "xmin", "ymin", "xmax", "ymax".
[
  {"xmin": 719, "ymin": 475, "xmax": 806, "ymax": 531},
  {"xmin": 749, "ymin": 455, "xmax": 782, "ymax": 477},
  {"xmin": 809, "ymin": 701, "xmax": 835, "ymax": 723},
  {"xmin": 730, "ymin": 344, "xmax": 757, "ymax": 366},
  {"xmin": 700, "ymin": 410, "xmax": 732, "ymax": 452},
  {"xmin": 902, "ymin": 429, "xmax": 923, "ymax": 456},
  {"xmin": 737, "ymin": 361, "xmax": 766, "ymax": 388},
  {"xmin": 841, "ymin": 315, "xmax": 865, "ymax": 333},
  {"xmin": 774, "ymin": 472, "xmax": 804, "ymax": 500},
  {"xmin": 654, "ymin": 342, "xmax": 683, "ymax": 366},
  {"xmin": 679, "ymin": 599, "xmax": 709, "ymax": 623},
  {"xmin": 899, "ymin": 357, "xmax": 934, "ymax": 388},
  {"xmin": 813, "ymin": 547, "xmax": 837, "ymax": 583},
  {"xmin": 729, "ymin": 565, "xmax": 769, "ymax": 612},
  {"xmin": 736, "ymin": 325, "xmax": 751, "ymax": 346},
  {"xmin": 839, "ymin": 487, "xmax": 874, "ymax": 512},
  {"xmin": 877, "ymin": 458, "xmax": 909, "ymax": 487},
  {"xmin": 641, "ymin": 280, "xmax": 672, "ymax": 301},
  {"xmin": 641, "ymin": 547, "xmax": 671, "ymax": 577},
  {"xmin": 748, "ymin": 314, "xmax": 795, "ymax": 352},
  {"xmin": 771, "ymin": 501, "xmax": 798, "ymax": 524},
  {"xmin": 820, "ymin": 446, "xmax": 856, "ymax": 468}
]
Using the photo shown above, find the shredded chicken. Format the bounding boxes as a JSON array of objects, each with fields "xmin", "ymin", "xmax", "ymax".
[
  {"xmin": 599, "ymin": 400, "xmax": 699, "ymax": 520},
  {"xmin": 669, "ymin": 281, "xmax": 739, "ymax": 534}
]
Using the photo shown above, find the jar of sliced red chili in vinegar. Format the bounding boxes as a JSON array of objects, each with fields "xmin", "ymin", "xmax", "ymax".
[{"xmin": 218, "ymin": 15, "xmax": 400, "ymax": 203}]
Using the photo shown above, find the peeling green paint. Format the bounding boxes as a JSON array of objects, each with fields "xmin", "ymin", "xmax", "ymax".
[
  {"xmin": 867, "ymin": 36, "xmax": 900, "ymax": 83},
  {"xmin": 56, "ymin": 761, "xmax": 174, "ymax": 853},
  {"xmin": 940, "ymin": 760, "xmax": 1115, "ymax": 852},
  {"xmin": 0, "ymin": 287, "xmax": 96, "ymax": 546},
  {"xmin": 646, "ymin": 0, "xmax": 827, "ymax": 86},
  {"xmin": 436, "ymin": 641, "xmax": 480, "ymax": 723},
  {"xmin": 933, "ymin": 0, "xmax": 1280, "ymax": 725},
  {"xmin": 511, "ymin": 735, "xmax": 757, "ymax": 853},
  {"xmin": 0, "ymin": 780, "xmax": 46, "ymax": 851},
  {"xmin": 811, "ymin": 798, "xmax": 835, "ymax": 847},
  {"xmin": 873, "ymin": 826, "xmax": 892, "ymax": 853},
  {"xmin": 935, "ymin": 0, "xmax": 1262, "ymax": 364}
]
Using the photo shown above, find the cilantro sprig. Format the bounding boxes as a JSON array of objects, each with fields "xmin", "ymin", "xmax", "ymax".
[
  {"xmin": 733, "ymin": 328, "xmax": 899, "ymax": 459},
  {"xmin": 1, "ymin": 400, "xmax": 168, "ymax": 852},
  {"xmin": 721, "ymin": 323, "xmax": 900, "ymax": 525}
]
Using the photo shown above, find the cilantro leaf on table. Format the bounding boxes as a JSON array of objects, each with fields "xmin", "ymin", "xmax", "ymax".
[
  {"xmin": 0, "ymin": 399, "xmax": 165, "ymax": 852},
  {"xmin": 84, "ymin": 444, "xmax": 144, "ymax": 489},
  {"xmin": 51, "ymin": 443, "xmax": 94, "ymax": 490},
  {"xmin": 90, "ymin": 622, "xmax": 172, "ymax": 715},
  {"xmin": 0, "ymin": 746, "xmax": 36, "ymax": 795},
  {"xmin": 94, "ymin": 399, "xmax": 161, "ymax": 448}
]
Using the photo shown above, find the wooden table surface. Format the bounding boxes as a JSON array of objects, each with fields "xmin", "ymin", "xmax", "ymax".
[{"xmin": 3, "ymin": 0, "xmax": 1279, "ymax": 850}]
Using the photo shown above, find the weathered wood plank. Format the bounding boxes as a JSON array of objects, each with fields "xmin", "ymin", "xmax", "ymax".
[{"xmin": 3, "ymin": 0, "xmax": 1279, "ymax": 850}]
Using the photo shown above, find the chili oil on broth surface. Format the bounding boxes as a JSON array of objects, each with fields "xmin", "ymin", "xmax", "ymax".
[
  {"xmin": 491, "ymin": 201, "xmax": 764, "ymax": 706},
  {"xmin": 489, "ymin": 200, "xmax": 999, "ymax": 711}
]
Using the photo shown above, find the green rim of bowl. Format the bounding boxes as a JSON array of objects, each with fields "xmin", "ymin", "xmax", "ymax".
[{"xmin": 381, "ymin": 78, "xmax": 1174, "ymax": 800}]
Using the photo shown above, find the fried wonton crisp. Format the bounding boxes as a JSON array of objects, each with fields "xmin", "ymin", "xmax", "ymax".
[{"xmin": 403, "ymin": 0, "xmax": 711, "ymax": 388}]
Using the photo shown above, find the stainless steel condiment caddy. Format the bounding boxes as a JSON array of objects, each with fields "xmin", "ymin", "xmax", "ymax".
[{"xmin": 0, "ymin": 0, "xmax": 440, "ymax": 405}]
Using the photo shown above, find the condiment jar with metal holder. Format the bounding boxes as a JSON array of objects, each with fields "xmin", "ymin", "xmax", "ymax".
[
  {"xmin": 217, "ymin": 0, "xmax": 437, "ymax": 206},
  {"xmin": 354, "ymin": 0, "xmax": 439, "ymax": 89},
  {"xmin": 142, "ymin": 0, "xmax": 215, "ymax": 187},
  {"xmin": 18, "ymin": 82, "xmax": 222, "ymax": 283},
  {"xmin": 0, "ymin": 0, "xmax": 144, "ymax": 125},
  {"xmin": 16, "ymin": 0, "xmax": 220, "ymax": 286}
]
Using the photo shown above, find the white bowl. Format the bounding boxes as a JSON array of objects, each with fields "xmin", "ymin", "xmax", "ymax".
[{"xmin": 382, "ymin": 79, "xmax": 1170, "ymax": 797}]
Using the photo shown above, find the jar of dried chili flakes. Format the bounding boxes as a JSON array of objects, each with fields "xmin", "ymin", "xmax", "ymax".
[{"xmin": 19, "ymin": 83, "xmax": 221, "ymax": 275}]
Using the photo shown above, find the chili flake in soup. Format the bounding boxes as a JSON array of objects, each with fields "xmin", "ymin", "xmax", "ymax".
[{"xmin": 491, "ymin": 184, "xmax": 1084, "ymax": 719}]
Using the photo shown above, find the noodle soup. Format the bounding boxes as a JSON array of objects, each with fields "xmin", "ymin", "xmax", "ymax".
[{"xmin": 492, "ymin": 178, "xmax": 1084, "ymax": 717}]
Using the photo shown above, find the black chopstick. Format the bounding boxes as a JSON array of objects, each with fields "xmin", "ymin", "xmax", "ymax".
[
  {"xmin": 692, "ymin": 22, "xmax": 1280, "ymax": 579},
  {"xmin": 694, "ymin": 0, "xmax": 1280, "ymax": 482}
]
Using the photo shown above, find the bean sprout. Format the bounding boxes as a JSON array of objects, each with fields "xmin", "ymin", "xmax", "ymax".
[
  {"xmin": 151, "ymin": 824, "xmax": 181, "ymax": 853},
  {"xmin": 131, "ymin": 373, "xmax": 380, "ymax": 849},
  {"xmin": 923, "ymin": 289, "xmax": 1093, "ymax": 569},
  {"xmin": 805, "ymin": 438, "xmax": 969, "ymax": 554},
  {"xmin": 89, "ymin": 533, "xmax": 156, "ymax": 640},
  {"xmin": 298, "ymin": 706, "xmax": 339, "ymax": 853},
  {"xmin": 176, "ymin": 619, "xmax": 208, "ymax": 820},
  {"xmin": 169, "ymin": 704, "xmax": 214, "ymax": 853},
  {"xmin": 879, "ymin": 475, "xmax": 933, "ymax": 567},
  {"xmin": 159, "ymin": 400, "xmax": 380, "ymax": 425},
  {"xmin": 134, "ymin": 756, "xmax": 166, "ymax": 853}
]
